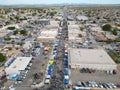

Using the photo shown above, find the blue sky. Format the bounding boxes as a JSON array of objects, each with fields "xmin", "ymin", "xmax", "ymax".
[{"xmin": 0, "ymin": 0, "xmax": 120, "ymax": 5}]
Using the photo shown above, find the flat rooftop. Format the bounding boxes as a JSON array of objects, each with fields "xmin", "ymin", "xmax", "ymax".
[
  {"xmin": 76, "ymin": 15, "xmax": 88, "ymax": 20},
  {"xmin": 0, "ymin": 30, "xmax": 11, "ymax": 37},
  {"xmin": 6, "ymin": 57, "xmax": 32, "ymax": 71},
  {"xmin": 68, "ymin": 25, "xmax": 86, "ymax": 40},
  {"xmin": 68, "ymin": 25, "xmax": 80, "ymax": 29},
  {"xmin": 68, "ymin": 25, "xmax": 80, "ymax": 39},
  {"xmin": 46, "ymin": 21, "xmax": 59, "ymax": 29},
  {"xmin": 68, "ymin": 21, "xmax": 76, "ymax": 25},
  {"xmin": 69, "ymin": 49, "xmax": 116, "ymax": 65},
  {"xmin": 50, "ymin": 20, "xmax": 59, "ymax": 25},
  {"xmin": 38, "ymin": 29, "xmax": 58, "ymax": 39}
]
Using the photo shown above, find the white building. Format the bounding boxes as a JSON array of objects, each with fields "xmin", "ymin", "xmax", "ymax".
[
  {"xmin": 5, "ymin": 57, "xmax": 32, "ymax": 79},
  {"xmin": 76, "ymin": 16, "xmax": 88, "ymax": 21},
  {"xmin": 46, "ymin": 20, "xmax": 59, "ymax": 29},
  {"xmin": 69, "ymin": 48, "xmax": 116, "ymax": 70},
  {"xmin": 54, "ymin": 16, "xmax": 63, "ymax": 21},
  {"xmin": 68, "ymin": 25, "xmax": 80, "ymax": 41},
  {"xmin": 10, "ymin": 35, "xmax": 19, "ymax": 39},
  {"xmin": 37, "ymin": 29, "xmax": 58, "ymax": 42},
  {"xmin": 23, "ymin": 41, "xmax": 32, "ymax": 50}
]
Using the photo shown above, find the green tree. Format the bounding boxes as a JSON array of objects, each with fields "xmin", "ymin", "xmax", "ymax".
[
  {"xmin": 112, "ymin": 29, "xmax": 117, "ymax": 35},
  {"xmin": 50, "ymin": 11, "xmax": 56, "ymax": 16},
  {"xmin": 13, "ymin": 30, "xmax": 18, "ymax": 35},
  {"xmin": 102, "ymin": 24, "xmax": 112, "ymax": 31},
  {"xmin": 20, "ymin": 30, "xmax": 27, "ymax": 35},
  {"xmin": 105, "ymin": 39, "xmax": 114, "ymax": 43},
  {"xmin": 5, "ymin": 21, "xmax": 10, "ymax": 25},
  {"xmin": 17, "ymin": 42, "xmax": 23, "ymax": 46},
  {"xmin": 115, "ymin": 38, "xmax": 120, "ymax": 42},
  {"xmin": 0, "ymin": 53, "xmax": 6, "ymax": 62},
  {"xmin": 7, "ymin": 47, "xmax": 12, "ymax": 50},
  {"xmin": 80, "ymin": 27, "xmax": 84, "ymax": 31},
  {"xmin": 93, "ymin": 21, "xmax": 96, "ymax": 23},
  {"xmin": 15, "ymin": 16, "xmax": 19, "ymax": 20},
  {"xmin": 78, "ymin": 34, "xmax": 82, "ymax": 37},
  {"xmin": 7, "ymin": 26, "xmax": 15, "ymax": 30},
  {"xmin": 4, "ymin": 36, "xmax": 11, "ymax": 41},
  {"xmin": 108, "ymin": 51, "xmax": 119, "ymax": 63}
]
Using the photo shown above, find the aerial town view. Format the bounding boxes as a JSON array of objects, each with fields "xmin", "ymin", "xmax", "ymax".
[{"xmin": 0, "ymin": 0, "xmax": 120, "ymax": 90}]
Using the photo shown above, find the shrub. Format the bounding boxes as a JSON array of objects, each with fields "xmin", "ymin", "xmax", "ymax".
[{"xmin": 102, "ymin": 24, "xmax": 112, "ymax": 31}]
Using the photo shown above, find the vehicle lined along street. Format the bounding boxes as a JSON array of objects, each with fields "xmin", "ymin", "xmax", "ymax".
[
  {"xmin": 0, "ymin": 3, "xmax": 120, "ymax": 90},
  {"xmin": 40, "ymin": 7, "xmax": 69, "ymax": 90}
]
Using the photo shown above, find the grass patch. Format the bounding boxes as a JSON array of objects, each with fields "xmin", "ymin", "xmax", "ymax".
[{"xmin": 108, "ymin": 51, "xmax": 120, "ymax": 63}]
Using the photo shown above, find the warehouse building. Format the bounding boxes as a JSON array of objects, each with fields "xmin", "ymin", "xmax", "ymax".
[
  {"xmin": 68, "ymin": 48, "xmax": 116, "ymax": 70},
  {"xmin": 36, "ymin": 19, "xmax": 50, "ymax": 26},
  {"xmin": 68, "ymin": 24, "xmax": 86, "ymax": 43},
  {"xmin": 68, "ymin": 25, "xmax": 80, "ymax": 41},
  {"xmin": 76, "ymin": 15, "xmax": 88, "ymax": 21},
  {"xmin": 45, "ymin": 20, "xmax": 59, "ymax": 29},
  {"xmin": 37, "ymin": 29, "xmax": 58, "ymax": 42},
  {"xmin": 5, "ymin": 57, "xmax": 32, "ymax": 79}
]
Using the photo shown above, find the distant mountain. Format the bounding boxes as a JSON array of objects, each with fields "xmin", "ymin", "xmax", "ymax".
[{"xmin": 0, "ymin": 3, "xmax": 120, "ymax": 7}]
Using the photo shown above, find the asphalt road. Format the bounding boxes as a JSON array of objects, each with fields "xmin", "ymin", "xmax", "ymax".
[{"xmin": 40, "ymin": 7, "xmax": 68, "ymax": 90}]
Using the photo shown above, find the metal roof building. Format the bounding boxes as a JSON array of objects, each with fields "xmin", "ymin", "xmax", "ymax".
[
  {"xmin": 76, "ymin": 16, "xmax": 88, "ymax": 21},
  {"xmin": 68, "ymin": 48, "xmax": 116, "ymax": 70},
  {"xmin": 5, "ymin": 57, "xmax": 32, "ymax": 78},
  {"xmin": 37, "ymin": 29, "xmax": 58, "ymax": 42}
]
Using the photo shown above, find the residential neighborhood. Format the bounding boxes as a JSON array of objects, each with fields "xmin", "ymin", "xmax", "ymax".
[{"xmin": 0, "ymin": 2, "xmax": 120, "ymax": 90}]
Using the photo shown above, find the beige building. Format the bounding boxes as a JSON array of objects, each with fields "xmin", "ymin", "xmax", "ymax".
[
  {"xmin": 68, "ymin": 24, "xmax": 86, "ymax": 42},
  {"xmin": 0, "ymin": 30, "xmax": 11, "ymax": 38},
  {"xmin": 46, "ymin": 20, "xmax": 59, "ymax": 29},
  {"xmin": 76, "ymin": 15, "xmax": 88, "ymax": 21},
  {"xmin": 37, "ymin": 29, "xmax": 58, "ymax": 42},
  {"xmin": 69, "ymin": 48, "xmax": 116, "ymax": 70},
  {"xmin": 37, "ymin": 20, "xmax": 59, "ymax": 42},
  {"xmin": 91, "ymin": 26, "xmax": 104, "ymax": 34}
]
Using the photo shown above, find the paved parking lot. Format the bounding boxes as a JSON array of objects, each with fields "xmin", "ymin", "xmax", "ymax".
[
  {"xmin": 19, "ymin": 48, "xmax": 52, "ymax": 86},
  {"xmin": 70, "ymin": 67, "xmax": 120, "ymax": 85}
]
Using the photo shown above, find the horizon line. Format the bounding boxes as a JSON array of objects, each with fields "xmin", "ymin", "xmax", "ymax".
[{"xmin": 0, "ymin": 3, "xmax": 120, "ymax": 6}]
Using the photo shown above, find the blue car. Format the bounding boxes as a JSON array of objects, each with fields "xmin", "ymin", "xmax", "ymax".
[
  {"xmin": 48, "ymin": 71, "xmax": 52, "ymax": 75},
  {"xmin": 48, "ymin": 67, "xmax": 53, "ymax": 71},
  {"xmin": 64, "ymin": 70, "xmax": 68, "ymax": 75},
  {"xmin": 64, "ymin": 79, "xmax": 69, "ymax": 84},
  {"xmin": 35, "ymin": 46, "xmax": 40, "ymax": 48},
  {"xmin": 53, "ymin": 52, "xmax": 56, "ymax": 55},
  {"xmin": 64, "ymin": 55, "xmax": 68, "ymax": 59},
  {"xmin": 63, "ymin": 61, "xmax": 68, "ymax": 66},
  {"xmin": 64, "ymin": 68, "xmax": 68, "ymax": 75},
  {"xmin": 64, "ymin": 68, "xmax": 68, "ymax": 71}
]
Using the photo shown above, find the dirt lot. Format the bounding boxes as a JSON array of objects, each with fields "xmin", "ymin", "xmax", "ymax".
[
  {"xmin": 4, "ymin": 47, "xmax": 52, "ymax": 90},
  {"xmin": 19, "ymin": 47, "xmax": 52, "ymax": 86}
]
